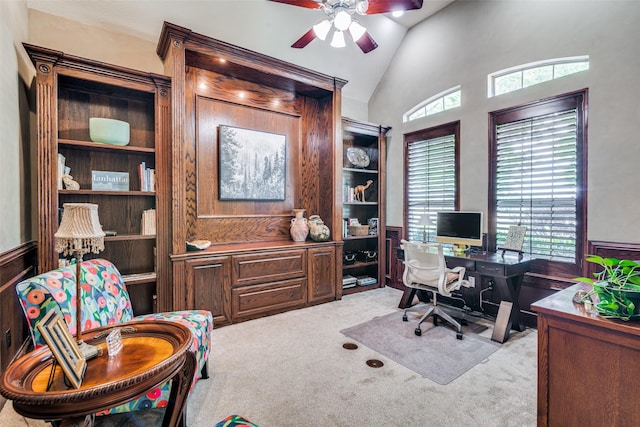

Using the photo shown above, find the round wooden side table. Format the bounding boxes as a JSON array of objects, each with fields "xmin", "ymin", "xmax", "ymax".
[{"xmin": 0, "ymin": 320, "xmax": 195, "ymax": 427}]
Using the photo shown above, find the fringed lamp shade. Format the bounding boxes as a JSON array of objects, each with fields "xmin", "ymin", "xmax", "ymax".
[
  {"xmin": 54, "ymin": 203, "xmax": 105, "ymax": 345},
  {"xmin": 55, "ymin": 203, "xmax": 105, "ymax": 256}
]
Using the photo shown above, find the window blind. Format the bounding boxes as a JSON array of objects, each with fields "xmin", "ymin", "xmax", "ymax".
[
  {"xmin": 495, "ymin": 109, "xmax": 578, "ymax": 262},
  {"xmin": 407, "ymin": 134, "xmax": 456, "ymax": 242}
]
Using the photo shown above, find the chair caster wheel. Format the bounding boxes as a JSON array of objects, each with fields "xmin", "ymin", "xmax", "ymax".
[
  {"xmin": 456, "ymin": 332, "xmax": 463, "ymax": 340},
  {"xmin": 402, "ymin": 314, "xmax": 408, "ymax": 322},
  {"xmin": 415, "ymin": 328, "xmax": 422, "ymax": 336},
  {"xmin": 461, "ymin": 319, "xmax": 469, "ymax": 326}
]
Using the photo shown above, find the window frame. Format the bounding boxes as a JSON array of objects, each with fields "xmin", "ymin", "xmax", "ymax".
[
  {"xmin": 404, "ymin": 121, "xmax": 461, "ymax": 242},
  {"xmin": 403, "ymin": 86, "xmax": 462, "ymax": 123},
  {"xmin": 488, "ymin": 56, "xmax": 589, "ymax": 97},
  {"xmin": 488, "ymin": 90, "xmax": 588, "ymax": 277}
]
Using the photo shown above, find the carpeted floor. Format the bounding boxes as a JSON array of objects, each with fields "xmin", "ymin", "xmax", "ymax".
[{"xmin": 0, "ymin": 287, "xmax": 537, "ymax": 427}]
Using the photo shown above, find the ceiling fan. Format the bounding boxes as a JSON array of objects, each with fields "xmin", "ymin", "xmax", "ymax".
[{"xmin": 269, "ymin": 0, "xmax": 424, "ymax": 53}]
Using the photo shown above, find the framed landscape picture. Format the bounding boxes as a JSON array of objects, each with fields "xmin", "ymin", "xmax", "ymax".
[
  {"xmin": 36, "ymin": 310, "xmax": 87, "ymax": 389},
  {"xmin": 218, "ymin": 125, "xmax": 286, "ymax": 200}
]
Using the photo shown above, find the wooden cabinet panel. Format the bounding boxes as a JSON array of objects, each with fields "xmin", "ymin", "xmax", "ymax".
[
  {"xmin": 232, "ymin": 278, "xmax": 306, "ymax": 321},
  {"xmin": 185, "ymin": 256, "xmax": 232, "ymax": 326},
  {"xmin": 308, "ymin": 246, "xmax": 336, "ymax": 304},
  {"xmin": 532, "ymin": 284, "xmax": 640, "ymax": 427},
  {"xmin": 232, "ymin": 250, "xmax": 306, "ymax": 287}
]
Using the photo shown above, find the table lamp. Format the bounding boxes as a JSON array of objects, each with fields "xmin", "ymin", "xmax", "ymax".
[
  {"xmin": 54, "ymin": 203, "xmax": 105, "ymax": 358},
  {"xmin": 417, "ymin": 214, "xmax": 431, "ymax": 243}
]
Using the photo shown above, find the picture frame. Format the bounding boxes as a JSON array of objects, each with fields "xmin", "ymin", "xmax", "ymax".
[
  {"xmin": 499, "ymin": 225, "xmax": 527, "ymax": 258},
  {"xmin": 218, "ymin": 125, "xmax": 286, "ymax": 201},
  {"xmin": 36, "ymin": 310, "xmax": 87, "ymax": 389}
]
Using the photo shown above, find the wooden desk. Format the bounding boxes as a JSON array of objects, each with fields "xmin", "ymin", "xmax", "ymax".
[
  {"xmin": 532, "ymin": 284, "xmax": 640, "ymax": 427},
  {"xmin": 398, "ymin": 249, "xmax": 532, "ymax": 343},
  {"xmin": 0, "ymin": 320, "xmax": 195, "ymax": 427}
]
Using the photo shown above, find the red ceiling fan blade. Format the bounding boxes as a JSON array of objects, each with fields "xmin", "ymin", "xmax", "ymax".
[
  {"xmin": 354, "ymin": 31, "xmax": 378, "ymax": 53},
  {"xmin": 292, "ymin": 28, "xmax": 318, "ymax": 48},
  {"xmin": 365, "ymin": 0, "xmax": 424, "ymax": 15},
  {"xmin": 268, "ymin": 0, "xmax": 323, "ymax": 9}
]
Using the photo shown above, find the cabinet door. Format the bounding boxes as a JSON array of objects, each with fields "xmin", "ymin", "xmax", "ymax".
[
  {"xmin": 185, "ymin": 256, "xmax": 232, "ymax": 326},
  {"xmin": 308, "ymin": 246, "xmax": 336, "ymax": 304}
]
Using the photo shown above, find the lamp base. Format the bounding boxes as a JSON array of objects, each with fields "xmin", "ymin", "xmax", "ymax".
[{"xmin": 78, "ymin": 340, "xmax": 101, "ymax": 360}]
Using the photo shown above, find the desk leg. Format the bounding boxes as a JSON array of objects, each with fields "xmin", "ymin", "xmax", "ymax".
[
  {"xmin": 490, "ymin": 276, "xmax": 525, "ymax": 343},
  {"xmin": 162, "ymin": 351, "xmax": 197, "ymax": 427}
]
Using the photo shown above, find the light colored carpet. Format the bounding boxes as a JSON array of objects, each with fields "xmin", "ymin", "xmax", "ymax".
[
  {"xmin": 340, "ymin": 310, "xmax": 501, "ymax": 384},
  {"xmin": 0, "ymin": 287, "xmax": 537, "ymax": 427}
]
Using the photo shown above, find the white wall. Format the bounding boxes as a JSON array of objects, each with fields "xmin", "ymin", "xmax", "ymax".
[
  {"xmin": 0, "ymin": 0, "xmax": 34, "ymax": 252},
  {"xmin": 370, "ymin": 0, "xmax": 640, "ymax": 244}
]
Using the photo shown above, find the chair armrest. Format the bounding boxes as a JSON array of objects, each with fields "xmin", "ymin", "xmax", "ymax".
[
  {"xmin": 447, "ymin": 266, "xmax": 465, "ymax": 274},
  {"xmin": 406, "ymin": 261, "xmax": 439, "ymax": 272}
]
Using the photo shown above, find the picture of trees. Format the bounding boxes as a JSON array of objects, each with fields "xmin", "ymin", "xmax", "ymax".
[{"xmin": 219, "ymin": 125, "xmax": 286, "ymax": 200}]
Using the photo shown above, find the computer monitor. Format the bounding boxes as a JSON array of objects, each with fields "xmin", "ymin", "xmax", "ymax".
[{"xmin": 435, "ymin": 211, "xmax": 483, "ymax": 252}]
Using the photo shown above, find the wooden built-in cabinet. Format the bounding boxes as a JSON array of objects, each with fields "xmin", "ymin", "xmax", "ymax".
[
  {"xmin": 341, "ymin": 118, "xmax": 390, "ymax": 295},
  {"xmin": 24, "ymin": 44, "xmax": 171, "ymax": 314},
  {"xmin": 157, "ymin": 22, "xmax": 345, "ymax": 323},
  {"xmin": 175, "ymin": 242, "xmax": 337, "ymax": 326}
]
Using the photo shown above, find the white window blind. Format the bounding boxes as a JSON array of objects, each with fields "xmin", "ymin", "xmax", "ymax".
[
  {"xmin": 407, "ymin": 134, "xmax": 456, "ymax": 242},
  {"xmin": 495, "ymin": 109, "xmax": 578, "ymax": 262}
]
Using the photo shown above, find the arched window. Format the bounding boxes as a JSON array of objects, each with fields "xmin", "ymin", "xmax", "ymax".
[
  {"xmin": 488, "ymin": 56, "xmax": 589, "ymax": 97},
  {"xmin": 403, "ymin": 86, "xmax": 461, "ymax": 123}
]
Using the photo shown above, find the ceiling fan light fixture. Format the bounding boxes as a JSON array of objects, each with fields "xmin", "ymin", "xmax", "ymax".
[
  {"xmin": 334, "ymin": 9, "xmax": 352, "ymax": 32},
  {"xmin": 330, "ymin": 30, "xmax": 346, "ymax": 48},
  {"xmin": 355, "ymin": 0, "xmax": 369, "ymax": 15},
  {"xmin": 313, "ymin": 19, "xmax": 332, "ymax": 40},
  {"xmin": 348, "ymin": 21, "xmax": 367, "ymax": 42}
]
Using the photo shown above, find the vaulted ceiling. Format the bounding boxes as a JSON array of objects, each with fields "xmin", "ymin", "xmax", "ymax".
[{"xmin": 27, "ymin": 0, "xmax": 454, "ymax": 103}]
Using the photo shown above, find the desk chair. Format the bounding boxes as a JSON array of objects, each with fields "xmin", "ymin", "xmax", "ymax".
[{"xmin": 401, "ymin": 240, "xmax": 467, "ymax": 339}]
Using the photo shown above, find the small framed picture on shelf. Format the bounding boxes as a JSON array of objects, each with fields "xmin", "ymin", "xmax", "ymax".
[
  {"xmin": 36, "ymin": 310, "xmax": 87, "ymax": 389},
  {"xmin": 368, "ymin": 218, "xmax": 378, "ymax": 235},
  {"xmin": 91, "ymin": 171, "xmax": 130, "ymax": 191}
]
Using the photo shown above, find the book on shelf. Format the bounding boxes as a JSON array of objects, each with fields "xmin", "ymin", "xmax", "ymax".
[
  {"xmin": 356, "ymin": 276, "xmax": 377, "ymax": 287},
  {"xmin": 57, "ymin": 153, "xmax": 66, "ymax": 190},
  {"xmin": 138, "ymin": 162, "xmax": 156, "ymax": 192},
  {"xmin": 141, "ymin": 208, "xmax": 156, "ymax": 235},
  {"xmin": 342, "ymin": 275, "xmax": 358, "ymax": 289}
]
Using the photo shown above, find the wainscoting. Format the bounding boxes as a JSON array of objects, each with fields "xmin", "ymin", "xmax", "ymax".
[{"xmin": 0, "ymin": 241, "xmax": 37, "ymax": 409}]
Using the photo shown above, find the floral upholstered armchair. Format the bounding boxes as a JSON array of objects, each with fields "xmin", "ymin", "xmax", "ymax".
[{"xmin": 16, "ymin": 258, "xmax": 213, "ymax": 419}]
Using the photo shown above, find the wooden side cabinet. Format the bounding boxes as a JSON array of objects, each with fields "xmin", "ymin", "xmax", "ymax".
[{"xmin": 532, "ymin": 283, "xmax": 640, "ymax": 427}]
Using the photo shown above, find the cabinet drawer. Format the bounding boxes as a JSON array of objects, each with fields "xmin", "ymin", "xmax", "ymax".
[
  {"xmin": 232, "ymin": 250, "xmax": 307, "ymax": 287},
  {"xmin": 476, "ymin": 262, "xmax": 506, "ymax": 276},
  {"xmin": 232, "ymin": 278, "xmax": 307, "ymax": 321}
]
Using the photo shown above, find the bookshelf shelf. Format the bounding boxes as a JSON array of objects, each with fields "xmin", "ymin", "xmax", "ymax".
[{"xmin": 58, "ymin": 139, "xmax": 156, "ymax": 154}]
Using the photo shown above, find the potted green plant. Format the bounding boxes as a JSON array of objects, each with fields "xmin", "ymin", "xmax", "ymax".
[{"xmin": 574, "ymin": 256, "xmax": 640, "ymax": 320}]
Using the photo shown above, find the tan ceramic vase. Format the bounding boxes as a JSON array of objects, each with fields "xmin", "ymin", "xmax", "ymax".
[{"xmin": 290, "ymin": 209, "xmax": 309, "ymax": 242}]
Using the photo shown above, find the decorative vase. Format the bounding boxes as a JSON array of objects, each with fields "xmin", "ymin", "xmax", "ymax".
[
  {"xmin": 290, "ymin": 209, "xmax": 309, "ymax": 242},
  {"xmin": 308, "ymin": 215, "xmax": 330, "ymax": 241}
]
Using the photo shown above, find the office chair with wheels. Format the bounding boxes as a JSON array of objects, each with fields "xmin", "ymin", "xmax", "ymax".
[{"xmin": 401, "ymin": 240, "xmax": 467, "ymax": 339}]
